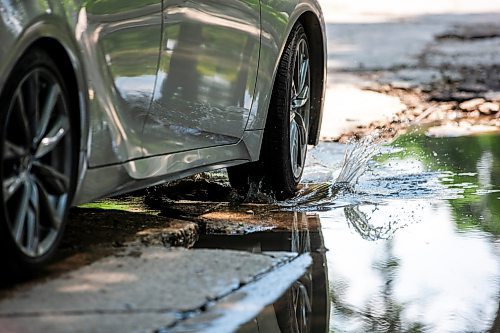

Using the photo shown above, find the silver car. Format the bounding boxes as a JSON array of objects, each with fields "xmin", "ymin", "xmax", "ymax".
[{"xmin": 0, "ymin": 0, "xmax": 325, "ymax": 270}]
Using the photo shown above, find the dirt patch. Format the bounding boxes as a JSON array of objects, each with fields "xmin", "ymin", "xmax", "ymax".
[
  {"xmin": 159, "ymin": 201, "xmax": 319, "ymax": 234},
  {"xmin": 327, "ymin": 23, "xmax": 500, "ymax": 142},
  {"xmin": 330, "ymin": 72, "xmax": 500, "ymax": 143},
  {"xmin": 436, "ymin": 24, "xmax": 500, "ymax": 41}
]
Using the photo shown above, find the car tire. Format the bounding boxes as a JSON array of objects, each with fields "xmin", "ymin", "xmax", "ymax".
[
  {"xmin": 228, "ymin": 23, "xmax": 311, "ymax": 200},
  {"xmin": 0, "ymin": 48, "xmax": 77, "ymax": 274}
]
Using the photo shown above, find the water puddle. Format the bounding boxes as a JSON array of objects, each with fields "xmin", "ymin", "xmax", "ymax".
[
  {"xmin": 316, "ymin": 129, "xmax": 500, "ymax": 332},
  {"xmin": 192, "ymin": 129, "xmax": 500, "ymax": 332},
  {"xmin": 293, "ymin": 129, "xmax": 500, "ymax": 210}
]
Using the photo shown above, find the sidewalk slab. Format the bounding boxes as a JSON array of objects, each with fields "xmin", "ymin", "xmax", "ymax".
[{"xmin": 0, "ymin": 247, "xmax": 309, "ymax": 333}]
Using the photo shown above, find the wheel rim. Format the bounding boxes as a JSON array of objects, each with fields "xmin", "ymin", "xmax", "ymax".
[
  {"xmin": 1, "ymin": 68, "xmax": 71, "ymax": 258},
  {"xmin": 290, "ymin": 37, "xmax": 311, "ymax": 180},
  {"xmin": 291, "ymin": 281, "xmax": 312, "ymax": 332}
]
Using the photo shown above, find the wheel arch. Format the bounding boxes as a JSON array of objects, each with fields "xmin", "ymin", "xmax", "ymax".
[
  {"xmin": 0, "ymin": 18, "xmax": 89, "ymax": 155},
  {"xmin": 252, "ymin": 6, "xmax": 326, "ymax": 147},
  {"xmin": 296, "ymin": 11, "xmax": 326, "ymax": 145},
  {"xmin": 26, "ymin": 38, "xmax": 86, "ymax": 200},
  {"xmin": 0, "ymin": 18, "xmax": 91, "ymax": 204}
]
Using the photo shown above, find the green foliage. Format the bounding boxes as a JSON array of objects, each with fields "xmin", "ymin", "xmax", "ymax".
[
  {"xmin": 386, "ymin": 131, "xmax": 500, "ymax": 235},
  {"xmin": 79, "ymin": 197, "xmax": 147, "ymax": 212}
]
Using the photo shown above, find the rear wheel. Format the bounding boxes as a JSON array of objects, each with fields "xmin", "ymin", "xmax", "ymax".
[
  {"xmin": 0, "ymin": 49, "xmax": 76, "ymax": 273},
  {"xmin": 228, "ymin": 23, "xmax": 311, "ymax": 199}
]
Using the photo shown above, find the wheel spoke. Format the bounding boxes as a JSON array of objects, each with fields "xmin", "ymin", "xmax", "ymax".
[
  {"xmin": 296, "ymin": 123, "xmax": 307, "ymax": 167},
  {"xmin": 35, "ymin": 83, "xmax": 61, "ymax": 144},
  {"xmin": 298, "ymin": 57, "xmax": 309, "ymax": 93},
  {"xmin": 25, "ymin": 210, "xmax": 37, "ymax": 254},
  {"xmin": 295, "ymin": 48, "xmax": 301, "ymax": 89},
  {"xmin": 32, "ymin": 161, "xmax": 69, "ymax": 195},
  {"xmin": 290, "ymin": 110, "xmax": 307, "ymax": 176},
  {"xmin": 291, "ymin": 77, "xmax": 298, "ymax": 101},
  {"xmin": 292, "ymin": 111, "xmax": 307, "ymax": 143},
  {"xmin": 291, "ymin": 41, "xmax": 310, "ymax": 110},
  {"xmin": 23, "ymin": 71, "xmax": 40, "ymax": 138},
  {"xmin": 290, "ymin": 120, "xmax": 299, "ymax": 163},
  {"xmin": 292, "ymin": 85, "xmax": 310, "ymax": 109},
  {"xmin": 12, "ymin": 181, "xmax": 31, "ymax": 243},
  {"xmin": 12, "ymin": 88, "xmax": 33, "ymax": 143},
  {"xmin": 34, "ymin": 114, "xmax": 69, "ymax": 158},
  {"xmin": 35, "ymin": 178, "xmax": 62, "ymax": 229},
  {"xmin": 3, "ymin": 174, "xmax": 25, "ymax": 201},
  {"xmin": 26, "ymin": 182, "xmax": 40, "ymax": 254},
  {"xmin": 4, "ymin": 140, "xmax": 26, "ymax": 160}
]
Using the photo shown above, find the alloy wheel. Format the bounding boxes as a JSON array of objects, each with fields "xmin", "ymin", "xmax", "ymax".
[
  {"xmin": 289, "ymin": 37, "xmax": 311, "ymax": 180},
  {"xmin": 1, "ymin": 67, "xmax": 72, "ymax": 258}
]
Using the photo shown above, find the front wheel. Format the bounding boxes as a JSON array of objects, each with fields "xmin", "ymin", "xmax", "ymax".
[
  {"xmin": 0, "ymin": 48, "xmax": 76, "ymax": 273},
  {"xmin": 228, "ymin": 23, "xmax": 311, "ymax": 199}
]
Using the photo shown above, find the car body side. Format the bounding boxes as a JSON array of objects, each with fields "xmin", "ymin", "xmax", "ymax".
[{"xmin": 0, "ymin": 0, "xmax": 326, "ymax": 205}]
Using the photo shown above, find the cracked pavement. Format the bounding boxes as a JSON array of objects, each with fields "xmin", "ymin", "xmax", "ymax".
[{"xmin": 0, "ymin": 247, "xmax": 310, "ymax": 333}]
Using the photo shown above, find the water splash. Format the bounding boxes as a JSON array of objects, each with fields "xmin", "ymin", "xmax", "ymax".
[
  {"xmin": 284, "ymin": 135, "xmax": 381, "ymax": 208},
  {"xmin": 335, "ymin": 136, "xmax": 380, "ymax": 185}
]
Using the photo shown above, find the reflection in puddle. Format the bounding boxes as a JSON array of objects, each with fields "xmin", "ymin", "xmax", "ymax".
[
  {"xmin": 194, "ymin": 212, "xmax": 329, "ymax": 333},
  {"xmin": 324, "ymin": 201, "xmax": 499, "ymax": 332},
  {"xmin": 314, "ymin": 131, "xmax": 500, "ymax": 332}
]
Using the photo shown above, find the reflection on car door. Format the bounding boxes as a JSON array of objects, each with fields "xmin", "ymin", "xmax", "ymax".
[
  {"xmin": 142, "ymin": 0, "xmax": 261, "ymax": 156},
  {"xmin": 83, "ymin": 0, "xmax": 162, "ymax": 165}
]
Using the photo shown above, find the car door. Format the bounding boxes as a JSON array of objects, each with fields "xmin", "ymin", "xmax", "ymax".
[
  {"xmin": 83, "ymin": 0, "xmax": 162, "ymax": 166},
  {"xmin": 141, "ymin": 0, "xmax": 261, "ymax": 156}
]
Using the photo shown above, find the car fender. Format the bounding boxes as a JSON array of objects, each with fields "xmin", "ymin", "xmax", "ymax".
[
  {"xmin": 244, "ymin": 0, "xmax": 326, "ymax": 155},
  {"xmin": 0, "ymin": 6, "xmax": 90, "ymax": 199}
]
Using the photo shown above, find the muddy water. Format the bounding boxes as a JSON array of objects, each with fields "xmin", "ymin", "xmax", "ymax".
[{"xmin": 194, "ymin": 130, "xmax": 500, "ymax": 332}]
